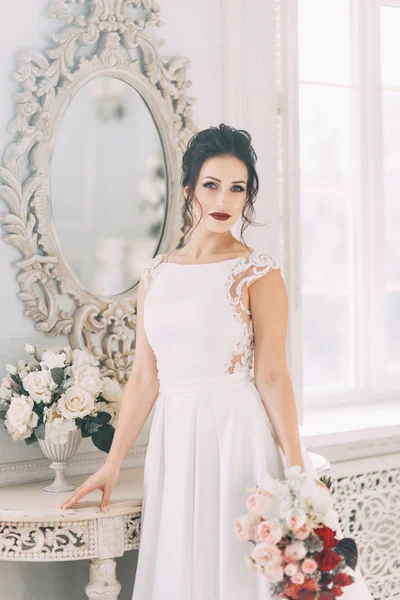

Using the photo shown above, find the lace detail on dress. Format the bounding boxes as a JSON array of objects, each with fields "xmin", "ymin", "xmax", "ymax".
[
  {"xmin": 141, "ymin": 254, "xmax": 165, "ymax": 297},
  {"xmin": 224, "ymin": 249, "xmax": 280, "ymax": 374}
]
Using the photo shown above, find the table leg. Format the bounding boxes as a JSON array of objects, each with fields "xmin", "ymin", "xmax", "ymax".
[{"xmin": 85, "ymin": 557, "xmax": 121, "ymax": 599}]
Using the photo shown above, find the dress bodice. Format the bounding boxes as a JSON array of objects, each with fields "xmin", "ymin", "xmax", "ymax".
[{"xmin": 140, "ymin": 249, "xmax": 280, "ymax": 384}]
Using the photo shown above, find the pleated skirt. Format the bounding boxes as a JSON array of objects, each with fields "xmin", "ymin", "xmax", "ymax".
[{"xmin": 131, "ymin": 370, "xmax": 373, "ymax": 600}]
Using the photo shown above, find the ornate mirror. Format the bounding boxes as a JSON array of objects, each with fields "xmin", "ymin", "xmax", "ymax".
[{"xmin": 0, "ymin": 0, "xmax": 197, "ymax": 383}]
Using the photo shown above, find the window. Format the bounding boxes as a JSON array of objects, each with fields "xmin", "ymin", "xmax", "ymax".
[{"xmin": 277, "ymin": 0, "xmax": 400, "ymax": 413}]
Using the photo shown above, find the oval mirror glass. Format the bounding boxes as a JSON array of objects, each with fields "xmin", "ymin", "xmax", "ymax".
[{"xmin": 51, "ymin": 76, "xmax": 167, "ymax": 297}]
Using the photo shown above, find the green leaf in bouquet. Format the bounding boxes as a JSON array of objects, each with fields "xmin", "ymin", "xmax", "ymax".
[
  {"xmin": 91, "ymin": 424, "xmax": 115, "ymax": 453},
  {"xmin": 96, "ymin": 411, "xmax": 112, "ymax": 425},
  {"xmin": 336, "ymin": 537, "xmax": 358, "ymax": 570},
  {"xmin": 50, "ymin": 367, "xmax": 64, "ymax": 386},
  {"xmin": 35, "ymin": 422, "xmax": 46, "ymax": 440},
  {"xmin": 24, "ymin": 432, "xmax": 38, "ymax": 445}
]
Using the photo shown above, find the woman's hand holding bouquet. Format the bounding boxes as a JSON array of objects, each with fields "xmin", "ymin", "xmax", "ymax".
[{"xmin": 234, "ymin": 467, "xmax": 358, "ymax": 599}]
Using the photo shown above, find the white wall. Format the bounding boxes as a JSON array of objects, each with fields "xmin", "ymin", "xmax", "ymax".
[{"xmin": 0, "ymin": 1, "xmax": 279, "ymax": 598}]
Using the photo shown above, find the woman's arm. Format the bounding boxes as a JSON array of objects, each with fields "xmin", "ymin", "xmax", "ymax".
[
  {"xmin": 249, "ymin": 267, "xmax": 305, "ymax": 471},
  {"xmin": 105, "ymin": 273, "xmax": 160, "ymax": 469}
]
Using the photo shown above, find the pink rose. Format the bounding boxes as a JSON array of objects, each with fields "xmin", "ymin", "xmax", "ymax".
[
  {"xmin": 235, "ymin": 514, "xmax": 256, "ymax": 542},
  {"xmin": 301, "ymin": 558, "xmax": 318, "ymax": 574},
  {"xmin": 246, "ymin": 493, "xmax": 270, "ymax": 518},
  {"xmin": 290, "ymin": 572, "xmax": 305, "ymax": 584},
  {"xmin": 252, "ymin": 542, "xmax": 282, "ymax": 567},
  {"xmin": 294, "ymin": 523, "xmax": 311, "ymax": 540},
  {"xmin": 263, "ymin": 565, "xmax": 284, "ymax": 582},
  {"xmin": 284, "ymin": 541, "xmax": 307, "ymax": 562},
  {"xmin": 286, "ymin": 509, "xmax": 307, "ymax": 532},
  {"xmin": 284, "ymin": 562, "xmax": 298, "ymax": 576},
  {"xmin": 257, "ymin": 520, "xmax": 283, "ymax": 545}
]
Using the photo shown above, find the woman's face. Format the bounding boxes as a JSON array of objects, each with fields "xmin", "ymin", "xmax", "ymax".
[{"xmin": 184, "ymin": 155, "xmax": 248, "ymax": 231}]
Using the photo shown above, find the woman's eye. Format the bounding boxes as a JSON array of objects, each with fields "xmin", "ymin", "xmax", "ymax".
[{"xmin": 203, "ymin": 182, "xmax": 245, "ymax": 192}]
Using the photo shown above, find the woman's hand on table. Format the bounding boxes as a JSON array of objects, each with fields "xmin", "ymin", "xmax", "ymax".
[{"xmin": 59, "ymin": 461, "xmax": 121, "ymax": 512}]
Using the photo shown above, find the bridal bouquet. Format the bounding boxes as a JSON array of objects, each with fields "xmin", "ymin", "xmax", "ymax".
[
  {"xmin": 234, "ymin": 466, "xmax": 358, "ymax": 599},
  {"xmin": 0, "ymin": 344, "xmax": 122, "ymax": 452}
]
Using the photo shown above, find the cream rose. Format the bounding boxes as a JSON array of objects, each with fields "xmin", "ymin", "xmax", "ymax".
[
  {"xmin": 5, "ymin": 395, "xmax": 39, "ymax": 441},
  {"xmin": 58, "ymin": 386, "xmax": 95, "ymax": 419},
  {"xmin": 73, "ymin": 365, "xmax": 102, "ymax": 397},
  {"xmin": 22, "ymin": 370, "xmax": 52, "ymax": 404}
]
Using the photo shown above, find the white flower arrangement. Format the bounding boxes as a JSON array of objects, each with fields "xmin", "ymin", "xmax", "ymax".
[{"xmin": 0, "ymin": 344, "xmax": 123, "ymax": 452}]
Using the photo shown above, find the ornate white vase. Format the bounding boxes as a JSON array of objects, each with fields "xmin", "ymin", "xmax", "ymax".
[{"xmin": 38, "ymin": 429, "xmax": 82, "ymax": 492}]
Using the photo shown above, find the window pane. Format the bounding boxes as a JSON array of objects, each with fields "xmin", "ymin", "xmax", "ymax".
[
  {"xmin": 385, "ymin": 192, "xmax": 400, "ymax": 281},
  {"xmin": 301, "ymin": 192, "xmax": 352, "ymax": 287},
  {"xmin": 299, "ymin": 84, "xmax": 356, "ymax": 186},
  {"xmin": 385, "ymin": 292, "xmax": 400, "ymax": 364},
  {"xmin": 299, "ymin": 0, "xmax": 351, "ymax": 84},
  {"xmin": 302, "ymin": 295, "xmax": 353, "ymax": 390},
  {"xmin": 381, "ymin": 5, "xmax": 400, "ymax": 88},
  {"xmin": 382, "ymin": 91, "xmax": 400, "ymax": 187}
]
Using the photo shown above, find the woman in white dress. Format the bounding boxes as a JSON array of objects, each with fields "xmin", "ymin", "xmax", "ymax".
[{"xmin": 59, "ymin": 124, "xmax": 373, "ymax": 599}]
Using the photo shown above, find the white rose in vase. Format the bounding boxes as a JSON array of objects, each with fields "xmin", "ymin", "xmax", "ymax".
[
  {"xmin": 43, "ymin": 405, "xmax": 78, "ymax": 444},
  {"xmin": 71, "ymin": 349, "xmax": 99, "ymax": 372},
  {"xmin": 96, "ymin": 376, "xmax": 123, "ymax": 424},
  {"xmin": 73, "ymin": 365, "xmax": 103, "ymax": 397},
  {"xmin": 22, "ymin": 370, "xmax": 53, "ymax": 404},
  {"xmin": 58, "ymin": 386, "xmax": 95, "ymax": 419},
  {"xmin": 5, "ymin": 395, "xmax": 39, "ymax": 441},
  {"xmin": 40, "ymin": 350, "xmax": 67, "ymax": 370}
]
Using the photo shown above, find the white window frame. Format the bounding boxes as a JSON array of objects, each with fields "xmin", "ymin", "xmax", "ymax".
[{"xmin": 277, "ymin": 0, "xmax": 400, "ymax": 416}]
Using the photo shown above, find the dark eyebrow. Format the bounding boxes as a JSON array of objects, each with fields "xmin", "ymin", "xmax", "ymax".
[{"xmin": 202, "ymin": 176, "xmax": 247, "ymax": 184}]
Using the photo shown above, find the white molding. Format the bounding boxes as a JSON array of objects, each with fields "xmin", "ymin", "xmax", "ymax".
[{"xmin": 219, "ymin": 0, "xmax": 244, "ymax": 126}]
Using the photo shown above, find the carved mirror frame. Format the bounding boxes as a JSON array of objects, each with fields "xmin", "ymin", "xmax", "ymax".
[{"xmin": 0, "ymin": 0, "xmax": 197, "ymax": 383}]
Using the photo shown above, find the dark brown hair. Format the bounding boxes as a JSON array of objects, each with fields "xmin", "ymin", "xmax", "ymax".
[{"xmin": 178, "ymin": 123, "xmax": 264, "ymax": 248}]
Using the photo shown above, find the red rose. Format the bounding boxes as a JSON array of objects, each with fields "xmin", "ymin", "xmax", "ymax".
[
  {"xmin": 332, "ymin": 588, "xmax": 344, "ymax": 597},
  {"xmin": 333, "ymin": 573, "xmax": 354, "ymax": 586},
  {"xmin": 314, "ymin": 525, "xmax": 338, "ymax": 548},
  {"xmin": 316, "ymin": 548, "xmax": 343, "ymax": 571}
]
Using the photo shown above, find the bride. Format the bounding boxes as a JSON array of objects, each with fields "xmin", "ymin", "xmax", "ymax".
[{"xmin": 59, "ymin": 124, "xmax": 373, "ymax": 599}]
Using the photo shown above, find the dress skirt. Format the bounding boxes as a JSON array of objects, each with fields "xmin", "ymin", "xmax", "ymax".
[{"xmin": 131, "ymin": 370, "xmax": 373, "ymax": 600}]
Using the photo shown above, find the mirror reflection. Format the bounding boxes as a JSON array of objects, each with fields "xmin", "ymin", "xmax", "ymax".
[{"xmin": 51, "ymin": 76, "xmax": 166, "ymax": 297}]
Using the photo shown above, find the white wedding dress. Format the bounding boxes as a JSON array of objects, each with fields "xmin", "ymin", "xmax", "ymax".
[{"xmin": 131, "ymin": 249, "xmax": 373, "ymax": 600}]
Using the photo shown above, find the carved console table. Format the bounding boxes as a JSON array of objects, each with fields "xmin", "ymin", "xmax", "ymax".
[{"xmin": 0, "ymin": 466, "xmax": 144, "ymax": 600}]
